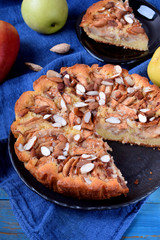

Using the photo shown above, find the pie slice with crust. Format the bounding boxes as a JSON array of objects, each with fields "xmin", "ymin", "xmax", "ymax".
[
  {"xmin": 11, "ymin": 63, "xmax": 160, "ymax": 200},
  {"xmin": 80, "ymin": 0, "xmax": 149, "ymax": 51}
]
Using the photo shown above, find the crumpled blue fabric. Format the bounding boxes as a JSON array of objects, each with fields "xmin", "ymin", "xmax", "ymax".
[{"xmin": 0, "ymin": 0, "xmax": 159, "ymax": 239}]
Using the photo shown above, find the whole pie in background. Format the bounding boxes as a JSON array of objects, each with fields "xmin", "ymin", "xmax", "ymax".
[
  {"xmin": 80, "ymin": 0, "xmax": 149, "ymax": 51},
  {"xmin": 11, "ymin": 63, "xmax": 160, "ymax": 200}
]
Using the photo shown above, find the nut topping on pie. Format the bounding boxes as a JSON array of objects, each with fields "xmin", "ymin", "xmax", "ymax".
[
  {"xmin": 11, "ymin": 63, "xmax": 160, "ymax": 200},
  {"xmin": 80, "ymin": 0, "xmax": 149, "ymax": 51}
]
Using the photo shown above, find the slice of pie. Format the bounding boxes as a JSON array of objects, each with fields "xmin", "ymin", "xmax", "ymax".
[
  {"xmin": 80, "ymin": 0, "xmax": 149, "ymax": 51},
  {"xmin": 11, "ymin": 63, "xmax": 160, "ymax": 200}
]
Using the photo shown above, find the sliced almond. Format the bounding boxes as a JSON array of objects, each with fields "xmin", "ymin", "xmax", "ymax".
[
  {"xmin": 49, "ymin": 146, "xmax": 53, "ymax": 152},
  {"xmin": 111, "ymin": 174, "xmax": 117, "ymax": 178},
  {"xmin": 61, "ymin": 98, "xmax": 67, "ymax": 111},
  {"xmin": 52, "ymin": 122, "xmax": 62, "ymax": 128},
  {"xmin": 84, "ymin": 111, "xmax": 91, "ymax": 123},
  {"xmin": 76, "ymin": 84, "xmax": 85, "ymax": 95},
  {"xmin": 17, "ymin": 143, "xmax": 24, "ymax": 152},
  {"xmin": 127, "ymin": 87, "xmax": 135, "ymax": 94},
  {"xmin": 96, "ymin": 96, "xmax": 100, "ymax": 101},
  {"xmin": 100, "ymin": 155, "xmax": 110, "ymax": 163},
  {"xmin": 86, "ymin": 91, "xmax": 99, "ymax": 96},
  {"xmin": 143, "ymin": 86, "xmax": 152, "ymax": 93},
  {"xmin": 76, "ymin": 89, "xmax": 83, "ymax": 95},
  {"xmin": 133, "ymin": 86, "xmax": 141, "ymax": 91},
  {"xmin": 23, "ymin": 136, "xmax": 37, "ymax": 150},
  {"xmin": 99, "ymin": 91, "xmax": 106, "ymax": 100},
  {"xmin": 99, "ymin": 99, "xmax": 105, "ymax": 106},
  {"xmin": 124, "ymin": 14, "xmax": 134, "ymax": 24},
  {"xmin": 85, "ymin": 99, "xmax": 95, "ymax": 103},
  {"xmin": 82, "ymin": 154, "xmax": 93, "ymax": 159},
  {"xmin": 124, "ymin": 76, "xmax": 134, "ymax": 86},
  {"xmin": 98, "ymin": 7, "xmax": 106, "ymax": 13},
  {"xmin": 46, "ymin": 70, "xmax": 62, "ymax": 78},
  {"xmin": 116, "ymin": 2, "xmax": 125, "ymax": 11},
  {"xmin": 80, "ymin": 163, "xmax": 94, "ymax": 174},
  {"xmin": 138, "ymin": 113, "xmax": 147, "ymax": 123},
  {"xmin": 140, "ymin": 108, "xmax": 150, "ymax": 113},
  {"xmin": 77, "ymin": 117, "xmax": 81, "ymax": 124},
  {"xmin": 41, "ymin": 146, "xmax": 51, "ymax": 156},
  {"xmin": 105, "ymin": 117, "xmax": 121, "ymax": 124},
  {"xmin": 43, "ymin": 114, "xmax": 52, "ymax": 120},
  {"xmin": 149, "ymin": 117, "xmax": 155, "ymax": 121},
  {"xmin": 101, "ymin": 80, "xmax": 113, "ymax": 86},
  {"xmin": 115, "ymin": 77, "xmax": 124, "ymax": 85},
  {"xmin": 53, "ymin": 115, "xmax": 67, "ymax": 126},
  {"xmin": 74, "ymin": 102, "xmax": 88, "ymax": 108},
  {"xmin": 63, "ymin": 73, "xmax": 70, "ymax": 79},
  {"xmin": 63, "ymin": 151, "xmax": 68, "ymax": 156},
  {"xmin": 25, "ymin": 62, "xmax": 43, "ymax": 72},
  {"xmin": 74, "ymin": 134, "xmax": 81, "ymax": 141},
  {"xmin": 85, "ymin": 156, "xmax": 97, "ymax": 161},
  {"xmin": 110, "ymin": 66, "xmax": 122, "ymax": 79},
  {"xmin": 73, "ymin": 125, "xmax": 81, "ymax": 130},
  {"xmin": 50, "ymin": 43, "xmax": 70, "ymax": 54},
  {"xmin": 84, "ymin": 177, "xmax": 92, "ymax": 185},
  {"xmin": 81, "ymin": 154, "xmax": 97, "ymax": 160},
  {"xmin": 58, "ymin": 155, "xmax": 66, "ymax": 160},
  {"xmin": 114, "ymin": 65, "xmax": 122, "ymax": 75},
  {"xmin": 64, "ymin": 142, "xmax": 69, "ymax": 152}
]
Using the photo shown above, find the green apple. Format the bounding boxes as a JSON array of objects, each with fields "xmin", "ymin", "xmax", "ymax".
[{"xmin": 21, "ymin": 0, "xmax": 68, "ymax": 34}]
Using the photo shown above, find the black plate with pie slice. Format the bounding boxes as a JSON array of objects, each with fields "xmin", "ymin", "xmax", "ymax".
[
  {"xmin": 76, "ymin": 0, "xmax": 160, "ymax": 68},
  {"xmin": 8, "ymin": 131, "xmax": 160, "ymax": 210}
]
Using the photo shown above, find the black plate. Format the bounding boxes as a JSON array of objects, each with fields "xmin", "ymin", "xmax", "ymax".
[
  {"xmin": 8, "ymin": 131, "xmax": 160, "ymax": 210},
  {"xmin": 76, "ymin": 0, "xmax": 160, "ymax": 68}
]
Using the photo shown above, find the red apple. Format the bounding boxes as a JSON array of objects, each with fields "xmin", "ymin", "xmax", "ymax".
[{"xmin": 0, "ymin": 20, "xmax": 20, "ymax": 83}]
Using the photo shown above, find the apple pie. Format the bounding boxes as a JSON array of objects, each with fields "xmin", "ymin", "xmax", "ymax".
[
  {"xmin": 80, "ymin": 0, "xmax": 149, "ymax": 51},
  {"xmin": 11, "ymin": 63, "xmax": 160, "ymax": 200}
]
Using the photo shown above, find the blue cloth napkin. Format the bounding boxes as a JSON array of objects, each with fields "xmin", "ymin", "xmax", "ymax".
[{"xmin": 0, "ymin": 0, "xmax": 159, "ymax": 239}]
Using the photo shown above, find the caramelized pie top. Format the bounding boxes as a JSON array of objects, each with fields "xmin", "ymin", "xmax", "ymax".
[
  {"xmin": 80, "ymin": 0, "xmax": 149, "ymax": 51},
  {"xmin": 11, "ymin": 63, "xmax": 160, "ymax": 200}
]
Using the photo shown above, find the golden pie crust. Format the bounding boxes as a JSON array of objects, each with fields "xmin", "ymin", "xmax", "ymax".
[
  {"xmin": 80, "ymin": 0, "xmax": 149, "ymax": 51},
  {"xmin": 11, "ymin": 63, "xmax": 160, "ymax": 200}
]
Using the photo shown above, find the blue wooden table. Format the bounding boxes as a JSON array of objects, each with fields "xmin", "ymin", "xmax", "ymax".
[{"xmin": 0, "ymin": 187, "xmax": 160, "ymax": 239}]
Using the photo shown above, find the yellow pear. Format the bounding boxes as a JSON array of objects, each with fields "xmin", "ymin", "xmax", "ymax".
[{"xmin": 147, "ymin": 47, "xmax": 160, "ymax": 87}]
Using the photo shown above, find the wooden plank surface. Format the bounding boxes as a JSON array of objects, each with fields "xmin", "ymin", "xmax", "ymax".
[
  {"xmin": 0, "ymin": 187, "xmax": 160, "ymax": 239},
  {"xmin": 0, "ymin": 187, "xmax": 28, "ymax": 240}
]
